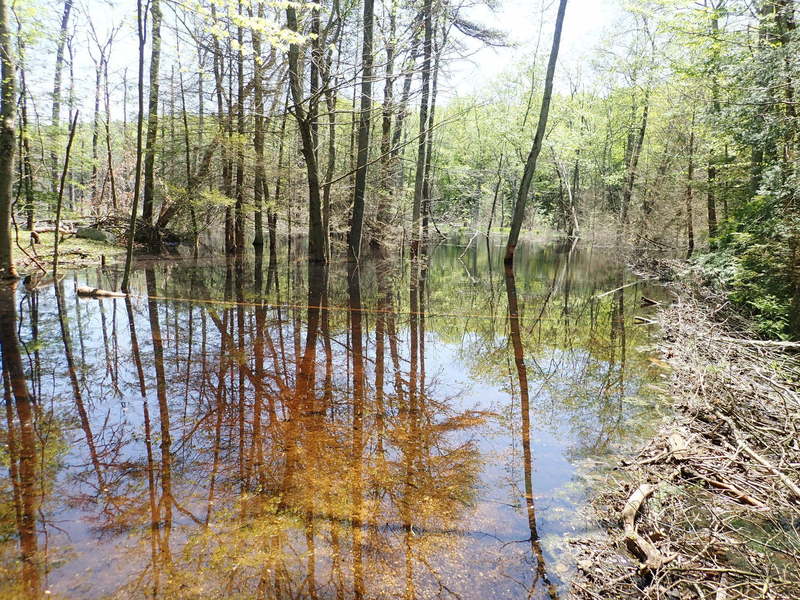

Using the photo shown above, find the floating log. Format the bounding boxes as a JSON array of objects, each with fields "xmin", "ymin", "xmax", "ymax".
[{"xmin": 76, "ymin": 286, "xmax": 127, "ymax": 298}]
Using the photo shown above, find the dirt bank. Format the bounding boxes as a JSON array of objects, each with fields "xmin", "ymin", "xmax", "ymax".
[{"xmin": 572, "ymin": 261, "xmax": 800, "ymax": 599}]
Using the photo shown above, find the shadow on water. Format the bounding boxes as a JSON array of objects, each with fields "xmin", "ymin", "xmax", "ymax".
[{"xmin": 0, "ymin": 238, "xmax": 667, "ymax": 599}]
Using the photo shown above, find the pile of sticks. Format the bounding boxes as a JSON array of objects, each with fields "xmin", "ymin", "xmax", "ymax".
[{"xmin": 573, "ymin": 280, "xmax": 800, "ymax": 599}]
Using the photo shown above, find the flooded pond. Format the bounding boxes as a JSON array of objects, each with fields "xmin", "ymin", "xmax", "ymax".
[{"xmin": 1, "ymin": 238, "xmax": 667, "ymax": 599}]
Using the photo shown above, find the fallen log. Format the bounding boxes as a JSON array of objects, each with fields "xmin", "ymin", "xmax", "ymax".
[
  {"xmin": 621, "ymin": 483, "xmax": 666, "ymax": 572},
  {"xmin": 641, "ymin": 296, "xmax": 661, "ymax": 307},
  {"xmin": 76, "ymin": 286, "xmax": 127, "ymax": 298}
]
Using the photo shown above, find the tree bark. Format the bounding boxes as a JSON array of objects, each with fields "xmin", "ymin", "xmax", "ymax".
[
  {"xmin": 234, "ymin": 1, "xmax": 245, "ymax": 252},
  {"xmin": 486, "ymin": 154, "xmax": 504, "ymax": 236},
  {"xmin": 104, "ymin": 58, "xmax": 118, "ymax": 210},
  {"xmin": 349, "ymin": 0, "xmax": 376, "ymax": 259},
  {"xmin": 18, "ymin": 44, "xmax": 34, "ymax": 231},
  {"xmin": 411, "ymin": 0, "xmax": 433, "ymax": 256},
  {"xmin": 0, "ymin": 0, "xmax": 17, "ymax": 278},
  {"xmin": 686, "ymin": 120, "xmax": 695, "ymax": 258},
  {"xmin": 706, "ymin": 0, "xmax": 722, "ymax": 240},
  {"xmin": 621, "ymin": 94, "xmax": 649, "ymax": 226},
  {"xmin": 286, "ymin": 5, "xmax": 326, "ymax": 263},
  {"xmin": 50, "ymin": 0, "xmax": 73, "ymax": 194},
  {"xmin": 378, "ymin": 2, "xmax": 397, "ymax": 230},
  {"xmin": 122, "ymin": 0, "xmax": 147, "ymax": 292},
  {"xmin": 142, "ymin": 0, "xmax": 162, "ymax": 228},
  {"xmin": 53, "ymin": 111, "xmax": 79, "ymax": 276},
  {"xmin": 251, "ymin": 5, "xmax": 267, "ymax": 249}
]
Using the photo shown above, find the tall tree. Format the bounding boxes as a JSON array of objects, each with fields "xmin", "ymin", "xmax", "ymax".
[
  {"xmin": 122, "ymin": 0, "xmax": 147, "ymax": 292},
  {"xmin": 377, "ymin": 0, "xmax": 397, "ymax": 231},
  {"xmin": 286, "ymin": 3, "xmax": 326, "ymax": 263},
  {"xmin": 705, "ymin": 0, "xmax": 723, "ymax": 240},
  {"xmin": 251, "ymin": 4, "xmax": 267, "ymax": 249},
  {"xmin": 141, "ymin": 0, "xmax": 162, "ymax": 231},
  {"xmin": 505, "ymin": 0, "xmax": 569, "ymax": 264},
  {"xmin": 0, "ymin": 0, "xmax": 17, "ymax": 279},
  {"xmin": 411, "ymin": 0, "xmax": 433, "ymax": 256},
  {"xmin": 50, "ymin": 0, "xmax": 73, "ymax": 194},
  {"xmin": 348, "ymin": 0, "xmax": 376, "ymax": 259}
]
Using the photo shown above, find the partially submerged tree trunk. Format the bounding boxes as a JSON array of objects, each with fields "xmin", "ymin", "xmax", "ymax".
[{"xmin": 505, "ymin": 0, "xmax": 568, "ymax": 265}]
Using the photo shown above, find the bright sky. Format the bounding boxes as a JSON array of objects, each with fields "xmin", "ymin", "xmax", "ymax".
[
  {"xmin": 28, "ymin": 0, "xmax": 624, "ymax": 118},
  {"xmin": 444, "ymin": 0, "xmax": 623, "ymax": 98}
]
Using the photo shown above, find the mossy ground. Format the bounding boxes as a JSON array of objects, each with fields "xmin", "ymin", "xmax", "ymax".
[{"xmin": 13, "ymin": 230, "xmax": 126, "ymax": 274}]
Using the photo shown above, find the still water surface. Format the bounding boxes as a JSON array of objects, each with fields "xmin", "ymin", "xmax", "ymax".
[{"xmin": 0, "ymin": 238, "xmax": 665, "ymax": 599}]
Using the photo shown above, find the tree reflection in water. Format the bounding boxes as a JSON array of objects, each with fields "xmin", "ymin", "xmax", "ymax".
[{"xmin": 0, "ymin": 240, "xmax": 664, "ymax": 599}]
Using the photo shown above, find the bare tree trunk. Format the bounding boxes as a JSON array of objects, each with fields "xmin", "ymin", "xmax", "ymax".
[
  {"xmin": 89, "ymin": 51, "xmax": 103, "ymax": 208},
  {"xmin": 422, "ymin": 20, "xmax": 444, "ymax": 244},
  {"xmin": 251, "ymin": 6, "xmax": 266, "ymax": 249},
  {"xmin": 706, "ymin": 0, "xmax": 722, "ymax": 241},
  {"xmin": 349, "ymin": 0, "xmax": 376, "ymax": 259},
  {"xmin": 53, "ymin": 112, "xmax": 79, "ymax": 276},
  {"xmin": 234, "ymin": 1, "xmax": 245, "ymax": 252},
  {"xmin": 104, "ymin": 58, "xmax": 118, "ymax": 210},
  {"xmin": 411, "ymin": 0, "xmax": 433, "ymax": 256},
  {"xmin": 142, "ymin": 0, "xmax": 162, "ymax": 230},
  {"xmin": 621, "ymin": 94, "xmax": 649, "ymax": 226},
  {"xmin": 178, "ymin": 69, "xmax": 198, "ymax": 246},
  {"xmin": 50, "ymin": 0, "xmax": 73, "ymax": 194},
  {"xmin": 378, "ymin": 2, "xmax": 397, "ymax": 230},
  {"xmin": 505, "ymin": 0, "xmax": 569, "ymax": 264},
  {"xmin": 686, "ymin": 119, "xmax": 695, "ymax": 258},
  {"xmin": 18, "ymin": 46, "xmax": 35, "ymax": 231},
  {"xmin": 122, "ymin": 0, "xmax": 147, "ymax": 292},
  {"xmin": 0, "ymin": 0, "xmax": 17, "ymax": 278},
  {"xmin": 286, "ymin": 5, "xmax": 326, "ymax": 263},
  {"xmin": 391, "ymin": 48, "xmax": 416, "ymax": 189},
  {"xmin": 486, "ymin": 154, "xmax": 504, "ymax": 236}
]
